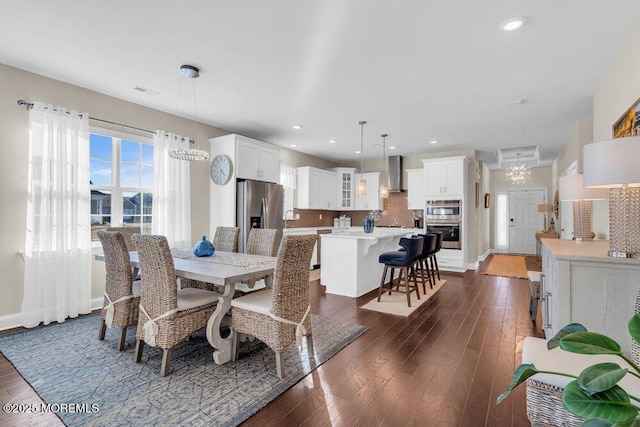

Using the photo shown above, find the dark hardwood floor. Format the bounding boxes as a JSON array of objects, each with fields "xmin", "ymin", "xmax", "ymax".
[{"xmin": 0, "ymin": 255, "xmax": 544, "ymax": 426}]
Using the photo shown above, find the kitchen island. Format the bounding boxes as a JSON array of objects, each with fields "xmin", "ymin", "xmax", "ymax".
[{"xmin": 320, "ymin": 228, "xmax": 419, "ymax": 297}]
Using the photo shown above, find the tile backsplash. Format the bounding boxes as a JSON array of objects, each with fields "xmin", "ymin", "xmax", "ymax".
[{"xmin": 288, "ymin": 193, "xmax": 420, "ymax": 229}]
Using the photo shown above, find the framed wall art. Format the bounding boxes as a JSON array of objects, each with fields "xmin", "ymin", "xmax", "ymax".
[{"xmin": 613, "ymin": 96, "xmax": 640, "ymax": 138}]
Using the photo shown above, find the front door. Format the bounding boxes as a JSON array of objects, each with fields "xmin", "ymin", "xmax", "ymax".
[{"xmin": 509, "ymin": 190, "xmax": 544, "ymax": 254}]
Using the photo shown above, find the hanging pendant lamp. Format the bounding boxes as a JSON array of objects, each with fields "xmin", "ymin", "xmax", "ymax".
[
  {"xmin": 357, "ymin": 121, "xmax": 368, "ymax": 196},
  {"xmin": 168, "ymin": 65, "xmax": 210, "ymax": 161},
  {"xmin": 379, "ymin": 133, "xmax": 389, "ymax": 199}
]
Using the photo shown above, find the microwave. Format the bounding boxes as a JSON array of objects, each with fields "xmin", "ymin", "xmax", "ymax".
[{"xmin": 425, "ymin": 200, "xmax": 461, "ymax": 219}]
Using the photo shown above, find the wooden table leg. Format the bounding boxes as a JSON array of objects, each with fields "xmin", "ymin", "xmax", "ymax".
[{"xmin": 206, "ymin": 283, "xmax": 235, "ymax": 365}]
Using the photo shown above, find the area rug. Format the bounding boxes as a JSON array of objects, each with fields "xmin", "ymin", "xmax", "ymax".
[
  {"xmin": 0, "ymin": 313, "xmax": 367, "ymax": 427},
  {"xmin": 482, "ymin": 254, "xmax": 528, "ymax": 279},
  {"xmin": 360, "ymin": 279, "xmax": 447, "ymax": 317}
]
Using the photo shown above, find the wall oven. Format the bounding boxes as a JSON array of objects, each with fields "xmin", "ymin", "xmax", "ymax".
[{"xmin": 425, "ymin": 200, "xmax": 462, "ymax": 249}]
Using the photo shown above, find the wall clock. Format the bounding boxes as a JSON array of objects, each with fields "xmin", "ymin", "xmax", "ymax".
[{"xmin": 210, "ymin": 154, "xmax": 233, "ymax": 185}]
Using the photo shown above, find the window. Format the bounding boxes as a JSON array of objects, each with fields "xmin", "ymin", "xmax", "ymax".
[
  {"xmin": 90, "ymin": 128, "xmax": 153, "ymax": 241},
  {"xmin": 495, "ymin": 192, "xmax": 509, "ymax": 251}
]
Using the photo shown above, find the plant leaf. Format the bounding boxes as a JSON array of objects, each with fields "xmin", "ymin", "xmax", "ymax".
[
  {"xmin": 496, "ymin": 364, "xmax": 538, "ymax": 404},
  {"xmin": 629, "ymin": 314, "xmax": 640, "ymax": 349},
  {"xmin": 560, "ymin": 332, "xmax": 622, "ymax": 356},
  {"xmin": 563, "ymin": 381, "xmax": 638, "ymax": 423},
  {"xmin": 578, "ymin": 363, "xmax": 628, "ymax": 395},
  {"xmin": 548, "ymin": 323, "xmax": 589, "ymax": 350},
  {"xmin": 581, "ymin": 419, "xmax": 615, "ymax": 427}
]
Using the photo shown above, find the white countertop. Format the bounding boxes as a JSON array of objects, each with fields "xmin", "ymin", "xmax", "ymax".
[
  {"xmin": 283, "ymin": 226, "xmax": 333, "ymax": 233},
  {"xmin": 541, "ymin": 238, "xmax": 640, "ymax": 265},
  {"xmin": 322, "ymin": 228, "xmax": 420, "ymax": 240}
]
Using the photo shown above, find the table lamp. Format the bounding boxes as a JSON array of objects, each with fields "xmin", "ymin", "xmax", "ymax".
[
  {"xmin": 558, "ymin": 174, "xmax": 608, "ymax": 240},
  {"xmin": 536, "ymin": 204, "xmax": 553, "ymax": 231},
  {"xmin": 583, "ymin": 136, "xmax": 640, "ymax": 257}
]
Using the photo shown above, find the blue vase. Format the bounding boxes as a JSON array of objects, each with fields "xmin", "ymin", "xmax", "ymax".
[
  {"xmin": 194, "ymin": 235, "xmax": 215, "ymax": 257},
  {"xmin": 363, "ymin": 216, "xmax": 375, "ymax": 233}
]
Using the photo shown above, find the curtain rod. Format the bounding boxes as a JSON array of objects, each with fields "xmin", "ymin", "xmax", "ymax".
[{"xmin": 17, "ymin": 99, "xmax": 156, "ymax": 135}]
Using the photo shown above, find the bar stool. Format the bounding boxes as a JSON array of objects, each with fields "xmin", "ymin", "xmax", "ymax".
[
  {"xmin": 377, "ymin": 236, "xmax": 423, "ymax": 307},
  {"xmin": 416, "ymin": 233, "xmax": 437, "ymax": 292},
  {"xmin": 426, "ymin": 232, "xmax": 443, "ymax": 284}
]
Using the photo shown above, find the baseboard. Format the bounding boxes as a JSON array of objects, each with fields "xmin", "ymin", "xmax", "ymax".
[{"xmin": 0, "ymin": 297, "xmax": 104, "ymax": 331}]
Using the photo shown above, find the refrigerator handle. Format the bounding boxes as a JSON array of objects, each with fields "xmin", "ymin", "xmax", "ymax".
[{"xmin": 262, "ymin": 197, "xmax": 268, "ymax": 227}]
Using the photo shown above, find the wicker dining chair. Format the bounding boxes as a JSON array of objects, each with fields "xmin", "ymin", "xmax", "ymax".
[
  {"xmin": 106, "ymin": 226, "xmax": 141, "ymax": 252},
  {"xmin": 97, "ymin": 230, "xmax": 141, "ymax": 351},
  {"xmin": 213, "ymin": 226, "xmax": 240, "ymax": 253},
  {"xmin": 230, "ymin": 234, "xmax": 317, "ymax": 379},
  {"xmin": 132, "ymin": 234, "xmax": 219, "ymax": 376},
  {"xmin": 246, "ymin": 228, "xmax": 281, "ymax": 257},
  {"xmin": 522, "ymin": 286, "xmax": 640, "ymax": 426}
]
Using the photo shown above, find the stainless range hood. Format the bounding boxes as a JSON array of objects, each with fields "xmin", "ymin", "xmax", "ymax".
[{"xmin": 388, "ymin": 155, "xmax": 404, "ymax": 192}]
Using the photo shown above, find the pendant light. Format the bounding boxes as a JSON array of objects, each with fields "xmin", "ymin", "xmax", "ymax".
[
  {"xmin": 379, "ymin": 133, "xmax": 389, "ymax": 198},
  {"xmin": 168, "ymin": 65, "xmax": 210, "ymax": 161},
  {"xmin": 357, "ymin": 120, "xmax": 367, "ymax": 196}
]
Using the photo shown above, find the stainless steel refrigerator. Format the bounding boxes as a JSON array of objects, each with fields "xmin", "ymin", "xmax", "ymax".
[{"xmin": 236, "ymin": 180, "xmax": 284, "ymax": 253}]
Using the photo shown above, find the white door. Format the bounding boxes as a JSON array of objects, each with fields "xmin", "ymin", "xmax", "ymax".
[{"xmin": 509, "ymin": 190, "xmax": 544, "ymax": 254}]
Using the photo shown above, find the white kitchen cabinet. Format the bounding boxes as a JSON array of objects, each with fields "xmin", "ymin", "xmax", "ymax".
[
  {"xmin": 422, "ymin": 156, "xmax": 466, "ymax": 198},
  {"xmin": 296, "ymin": 166, "xmax": 338, "ymax": 210},
  {"xmin": 330, "ymin": 167, "xmax": 356, "ymax": 210},
  {"xmin": 235, "ymin": 137, "xmax": 280, "ymax": 183},
  {"xmin": 354, "ymin": 172, "xmax": 383, "ymax": 211},
  {"xmin": 406, "ymin": 168, "xmax": 425, "ymax": 210}
]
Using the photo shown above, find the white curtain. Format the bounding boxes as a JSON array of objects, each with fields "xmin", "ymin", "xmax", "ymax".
[
  {"xmin": 152, "ymin": 131, "xmax": 192, "ymax": 247},
  {"xmin": 21, "ymin": 102, "xmax": 92, "ymax": 328}
]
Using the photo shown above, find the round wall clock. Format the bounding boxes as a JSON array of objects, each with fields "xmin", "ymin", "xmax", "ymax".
[{"xmin": 210, "ymin": 154, "xmax": 233, "ymax": 185}]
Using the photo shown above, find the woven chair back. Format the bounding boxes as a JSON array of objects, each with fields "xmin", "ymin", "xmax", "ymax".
[
  {"xmin": 132, "ymin": 234, "xmax": 178, "ymax": 319},
  {"xmin": 270, "ymin": 234, "xmax": 317, "ymax": 322},
  {"xmin": 633, "ymin": 287, "xmax": 640, "ymax": 365},
  {"xmin": 247, "ymin": 228, "xmax": 281, "ymax": 257},
  {"xmin": 106, "ymin": 226, "xmax": 141, "ymax": 252},
  {"xmin": 213, "ymin": 226, "xmax": 240, "ymax": 252},
  {"xmin": 97, "ymin": 230, "xmax": 134, "ymax": 301}
]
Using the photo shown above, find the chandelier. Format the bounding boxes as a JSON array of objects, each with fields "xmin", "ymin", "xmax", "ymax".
[
  {"xmin": 168, "ymin": 65, "xmax": 210, "ymax": 161},
  {"xmin": 505, "ymin": 153, "xmax": 530, "ymax": 184}
]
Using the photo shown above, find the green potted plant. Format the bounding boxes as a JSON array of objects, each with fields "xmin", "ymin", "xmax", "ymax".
[{"xmin": 497, "ymin": 314, "xmax": 640, "ymax": 426}]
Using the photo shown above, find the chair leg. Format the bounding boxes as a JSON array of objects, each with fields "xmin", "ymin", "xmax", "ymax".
[
  {"xmin": 388, "ymin": 267, "xmax": 395, "ymax": 294},
  {"xmin": 134, "ymin": 339, "xmax": 144, "ymax": 363},
  {"xmin": 160, "ymin": 348, "xmax": 172, "ymax": 377},
  {"xmin": 429, "ymin": 256, "xmax": 437, "ymax": 285},
  {"xmin": 98, "ymin": 319, "xmax": 106, "ymax": 341},
  {"xmin": 424, "ymin": 259, "xmax": 434, "ymax": 289},
  {"xmin": 530, "ymin": 297, "xmax": 539, "ymax": 322},
  {"xmin": 306, "ymin": 334, "xmax": 315, "ymax": 360},
  {"xmin": 117, "ymin": 327, "xmax": 127, "ymax": 351},
  {"xmin": 411, "ymin": 265, "xmax": 420, "ymax": 300},
  {"xmin": 434, "ymin": 254, "xmax": 441, "ymax": 281},
  {"xmin": 404, "ymin": 266, "xmax": 411, "ymax": 307},
  {"xmin": 377, "ymin": 264, "xmax": 389, "ymax": 302},
  {"xmin": 396, "ymin": 268, "xmax": 404, "ymax": 292},
  {"xmin": 419, "ymin": 259, "xmax": 427, "ymax": 293},
  {"xmin": 275, "ymin": 351, "xmax": 285, "ymax": 379},
  {"xmin": 231, "ymin": 330, "xmax": 239, "ymax": 362}
]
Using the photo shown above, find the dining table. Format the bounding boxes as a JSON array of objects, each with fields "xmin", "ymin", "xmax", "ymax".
[{"xmin": 95, "ymin": 247, "xmax": 276, "ymax": 365}]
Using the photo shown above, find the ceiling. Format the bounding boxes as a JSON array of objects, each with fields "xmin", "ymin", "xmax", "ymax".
[{"xmin": 2, "ymin": 2, "xmax": 639, "ymax": 170}]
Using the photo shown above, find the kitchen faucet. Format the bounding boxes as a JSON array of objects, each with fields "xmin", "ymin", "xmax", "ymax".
[{"xmin": 284, "ymin": 210, "xmax": 295, "ymax": 229}]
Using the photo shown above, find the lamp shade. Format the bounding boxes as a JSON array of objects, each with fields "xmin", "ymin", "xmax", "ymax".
[
  {"xmin": 558, "ymin": 174, "xmax": 608, "ymax": 201},
  {"xmin": 583, "ymin": 136, "xmax": 640, "ymax": 188},
  {"xmin": 537, "ymin": 204, "xmax": 553, "ymax": 213}
]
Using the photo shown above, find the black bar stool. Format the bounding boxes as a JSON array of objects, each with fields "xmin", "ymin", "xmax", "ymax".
[
  {"xmin": 426, "ymin": 231, "xmax": 443, "ymax": 284},
  {"xmin": 377, "ymin": 236, "xmax": 423, "ymax": 307},
  {"xmin": 415, "ymin": 233, "xmax": 436, "ymax": 292}
]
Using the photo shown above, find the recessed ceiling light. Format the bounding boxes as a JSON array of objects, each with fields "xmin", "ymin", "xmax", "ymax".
[
  {"xmin": 329, "ymin": 139, "xmax": 337, "ymax": 144},
  {"xmin": 514, "ymin": 130, "xmax": 525, "ymax": 135},
  {"xmin": 429, "ymin": 140, "xmax": 439, "ymax": 144},
  {"xmin": 500, "ymin": 16, "xmax": 527, "ymax": 32},
  {"xmin": 355, "ymin": 150, "xmax": 361, "ymax": 154},
  {"xmin": 508, "ymin": 99, "xmax": 526, "ymax": 106},
  {"xmin": 290, "ymin": 144, "xmax": 297, "ymax": 148},
  {"xmin": 292, "ymin": 125, "xmax": 303, "ymax": 130},
  {"xmin": 389, "ymin": 146, "xmax": 397, "ymax": 150}
]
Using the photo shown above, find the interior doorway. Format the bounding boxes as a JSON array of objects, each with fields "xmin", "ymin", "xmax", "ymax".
[{"xmin": 495, "ymin": 189, "xmax": 546, "ymax": 255}]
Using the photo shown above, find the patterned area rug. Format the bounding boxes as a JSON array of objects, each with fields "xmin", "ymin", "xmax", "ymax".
[
  {"xmin": 482, "ymin": 254, "xmax": 529, "ymax": 279},
  {"xmin": 360, "ymin": 279, "xmax": 447, "ymax": 316},
  {"xmin": 0, "ymin": 313, "xmax": 367, "ymax": 426}
]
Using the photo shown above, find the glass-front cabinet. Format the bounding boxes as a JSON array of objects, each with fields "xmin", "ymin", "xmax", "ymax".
[{"xmin": 331, "ymin": 167, "xmax": 356, "ymax": 210}]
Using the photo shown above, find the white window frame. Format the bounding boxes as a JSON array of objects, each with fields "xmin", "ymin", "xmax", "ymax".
[{"xmin": 90, "ymin": 126, "xmax": 154, "ymax": 246}]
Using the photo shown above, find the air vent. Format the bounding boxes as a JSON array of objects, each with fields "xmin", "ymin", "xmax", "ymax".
[{"xmin": 134, "ymin": 85, "xmax": 160, "ymax": 96}]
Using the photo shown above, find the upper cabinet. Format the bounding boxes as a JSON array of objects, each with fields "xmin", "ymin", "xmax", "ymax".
[
  {"xmin": 297, "ymin": 167, "xmax": 338, "ymax": 210},
  {"xmin": 354, "ymin": 172, "xmax": 383, "ymax": 211},
  {"xmin": 330, "ymin": 167, "xmax": 356, "ymax": 210},
  {"xmin": 406, "ymin": 168, "xmax": 425, "ymax": 210},
  {"xmin": 422, "ymin": 156, "xmax": 468, "ymax": 199},
  {"xmin": 235, "ymin": 138, "xmax": 280, "ymax": 183}
]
